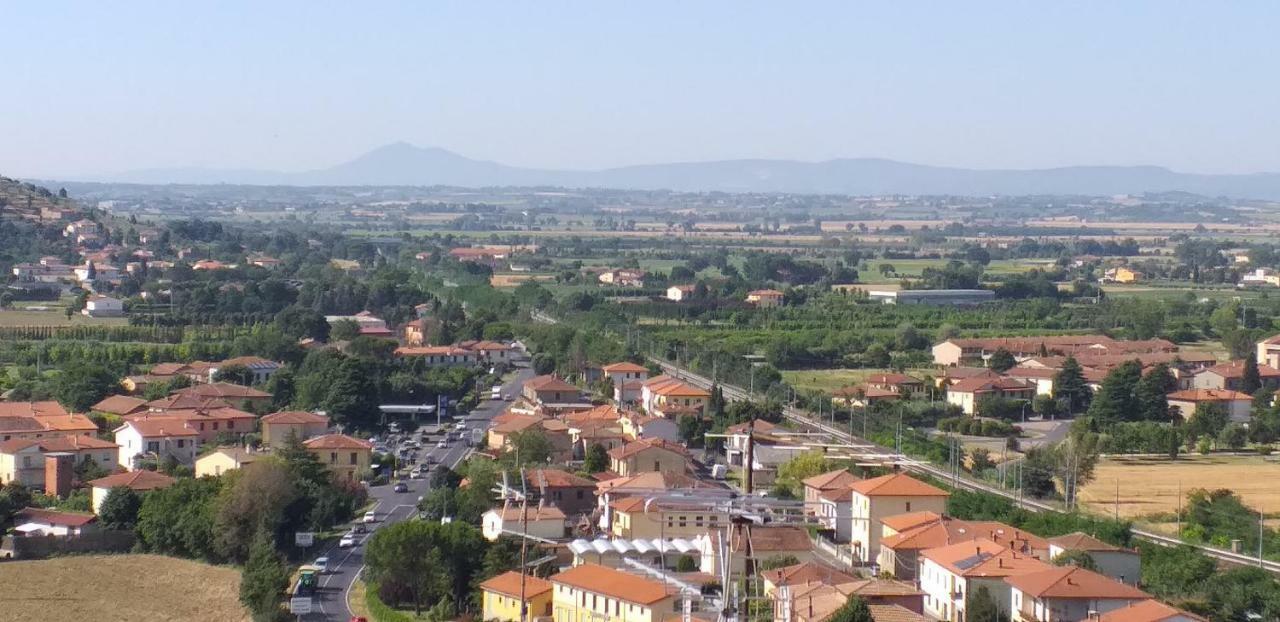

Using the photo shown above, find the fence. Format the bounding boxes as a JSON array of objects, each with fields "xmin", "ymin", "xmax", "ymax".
[{"xmin": 0, "ymin": 530, "xmax": 136, "ymax": 560}]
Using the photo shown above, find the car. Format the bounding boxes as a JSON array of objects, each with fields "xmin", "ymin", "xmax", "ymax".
[
  {"xmin": 339, "ymin": 533, "xmax": 357, "ymax": 548},
  {"xmin": 436, "ymin": 440, "xmax": 448, "ymax": 448},
  {"xmin": 352, "ymin": 523, "xmax": 367, "ymax": 534},
  {"xmin": 393, "ymin": 482, "xmax": 409, "ymax": 493},
  {"xmin": 504, "ymin": 393, "xmax": 512, "ymax": 401},
  {"xmin": 456, "ymin": 422, "xmax": 467, "ymax": 431},
  {"xmin": 362, "ymin": 510, "xmax": 377, "ymax": 523},
  {"xmin": 409, "ymin": 468, "xmax": 423, "ymax": 479},
  {"xmin": 314, "ymin": 556, "xmax": 330, "ymax": 573},
  {"xmin": 424, "ymin": 454, "xmax": 438, "ymax": 465}
]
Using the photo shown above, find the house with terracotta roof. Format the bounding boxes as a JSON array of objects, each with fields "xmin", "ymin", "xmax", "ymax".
[
  {"xmin": 0, "ymin": 401, "xmax": 98, "ymax": 441},
  {"xmin": 113, "ymin": 419, "xmax": 199, "ymax": 470},
  {"xmin": 1006, "ymin": 565, "xmax": 1148, "ymax": 622},
  {"xmin": 932, "ymin": 336, "xmax": 1176, "ymax": 368},
  {"xmin": 1096, "ymin": 599, "xmax": 1207, "ymax": 622},
  {"xmin": 603, "ymin": 362, "xmax": 650, "ymax": 403},
  {"xmin": 0, "ymin": 435, "xmax": 119, "ymax": 489},
  {"xmin": 666, "ymin": 285, "xmax": 695, "ymax": 302},
  {"xmin": 832, "ymin": 385, "xmax": 901, "ymax": 408},
  {"xmin": 550, "ymin": 562, "xmax": 677, "ymax": 622},
  {"xmin": 919, "ymin": 538, "xmax": 1052, "ymax": 622},
  {"xmin": 1166, "ymin": 388, "xmax": 1252, "ymax": 424},
  {"xmin": 470, "ymin": 340, "xmax": 516, "ymax": 364},
  {"xmin": 607, "ymin": 496, "xmax": 727, "ymax": 539},
  {"xmin": 524, "ymin": 468, "xmax": 598, "ymax": 516},
  {"xmin": 877, "ymin": 513, "xmax": 1047, "ymax": 581},
  {"xmin": 595, "ymin": 471, "xmax": 721, "ymax": 529},
  {"xmin": 849, "ymin": 473, "xmax": 950, "ymax": 564},
  {"xmin": 608, "ymin": 438, "xmax": 691, "ymax": 477},
  {"xmin": 91, "ymin": 395, "xmax": 148, "ymax": 416},
  {"xmin": 204, "ymin": 356, "xmax": 282, "ymax": 384},
  {"xmin": 87, "ymin": 469, "xmax": 175, "ymax": 513},
  {"xmin": 865, "ymin": 373, "xmax": 926, "ymax": 397},
  {"xmin": 125, "ymin": 406, "xmax": 256, "ymax": 445},
  {"xmin": 774, "ymin": 579, "xmax": 926, "ymax": 622},
  {"xmin": 1194, "ymin": 360, "xmax": 1280, "ymax": 393},
  {"xmin": 1257, "ymin": 334, "xmax": 1280, "ymax": 369},
  {"xmin": 260, "ymin": 410, "xmax": 329, "ymax": 447},
  {"xmin": 698, "ymin": 524, "xmax": 817, "ymax": 576},
  {"xmin": 174, "ymin": 382, "xmax": 272, "ymax": 407},
  {"xmin": 945, "ymin": 376, "xmax": 1036, "ymax": 415},
  {"xmin": 1047, "ymin": 532, "xmax": 1139, "ymax": 586},
  {"xmin": 599, "ymin": 269, "xmax": 647, "ymax": 288},
  {"xmin": 12, "ymin": 507, "xmax": 99, "ymax": 537},
  {"xmin": 803, "ymin": 468, "xmax": 861, "ymax": 516},
  {"xmin": 640, "ymin": 375, "xmax": 711, "ymax": 418},
  {"xmin": 522, "ymin": 375, "xmax": 584, "ymax": 406},
  {"xmin": 761, "ymin": 560, "xmax": 859, "ymax": 596},
  {"xmin": 195, "ymin": 446, "xmax": 263, "ymax": 478},
  {"xmin": 488, "ymin": 416, "xmax": 574, "ymax": 462},
  {"xmin": 617, "ymin": 410, "xmax": 681, "ymax": 444},
  {"xmin": 393, "ymin": 345, "xmax": 480, "ymax": 366},
  {"xmin": 480, "ymin": 571, "xmax": 554, "ymax": 621},
  {"xmin": 481, "ymin": 504, "xmax": 568, "ymax": 541},
  {"xmin": 303, "ymin": 434, "xmax": 373, "ymax": 481},
  {"xmin": 746, "ymin": 289, "xmax": 785, "ymax": 308}
]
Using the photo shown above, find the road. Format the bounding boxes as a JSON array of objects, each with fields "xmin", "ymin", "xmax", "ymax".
[
  {"xmin": 651, "ymin": 357, "xmax": 1280, "ymax": 575},
  {"xmin": 307, "ymin": 365, "xmax": 536, "ymax": 621}
]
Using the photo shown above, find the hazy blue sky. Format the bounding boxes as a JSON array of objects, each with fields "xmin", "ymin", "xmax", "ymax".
[{"xmin": 5, "ymin": 2, "xmax": 1279, "ymax": 178}]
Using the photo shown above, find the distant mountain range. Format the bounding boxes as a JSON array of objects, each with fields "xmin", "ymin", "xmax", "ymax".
[{"xmin": 81, "ymin": 142, "xmax": 1280, "ymax": 199}]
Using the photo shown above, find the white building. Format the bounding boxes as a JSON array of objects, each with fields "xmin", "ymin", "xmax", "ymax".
[
  {"xmin": 82, "ymin": 295, "xmax": 124, "ymax": 317},
  {"xmin": 113, "ymin": 420, "xmax": 198, "ymax": 470},
  {"xmin": 666, "ymin": 285, "xmax": 694, "ymax": 302}
]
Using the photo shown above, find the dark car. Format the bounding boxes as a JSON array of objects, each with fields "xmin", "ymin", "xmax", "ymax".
[{"xmin": 393, "ymin": 482, "xmax": 409, "ymax": 493}]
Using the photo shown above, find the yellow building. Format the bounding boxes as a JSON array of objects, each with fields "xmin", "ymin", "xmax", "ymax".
[
  {"xmin": 260, "ymin": 411, "xmax": 329, "ymax": 448},
  {"xmin": 550, "ymin": 563, "xmax": 676, "ymax": 622},
  {"xmin": 608, "ymin": 496, "xmax": 726, "ymax": 539},
  {"xmin": 607, "ymin": 438, "xmax": 690, "ymax": 477},
  {"xmin": 849, "ymin": 473, "xmax": 950, "ymax": 564},
  {"xmin": 194, "ymin": 446, "xmax": 262, "ymax": 478},
  {"xmin": 302, "ymin": 434, "xmax": 373, "ymax": 482},
  {"xmin": 480, "ymin": 571, "xmax": 553, "ymax": 621}
]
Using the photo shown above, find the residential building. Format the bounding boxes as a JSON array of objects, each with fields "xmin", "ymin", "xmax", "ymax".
[
  {"xmin": 594, "ymin": 471, "xmax": 720, "ymax": 530},
  {"xmin": 261, "ymin": 410, "xmax": 329, "ymax": 447},
  {"xmin": 1240, "ymin": 268, "xmax": 1280, "ymax": 288},
  {"xmin": 195, "ymin": 446, "xmax": 262, "ymax": 477},
  {"xmin": 774, "ymin": 580, "xmax": 926, "ymax": 621},
  {"xmin": 865, "ymin": 373, "xmax": 926, "ymax": 396},
  {"xmin": 746, "ymin": 289, "xmax": 785, "ymax": 308},
  {"xmin": 0, "ymin": 401, "xmax": 98, "ymax": 441},
  {"xmin": 1101, "ymin": 267, "xmax": 1142, "ymax": 283},
  {"xmin": 0, "ymin": 440, "xmax": 46, "ymax": 487},
  {"xmin": 523, "ymin": 375, "xmax": 584, "ymax": 406},
  {"xmin": 1096, "ymin": 599, "xmax": 1208, "ymax": 622},
  {"xmin": 617, "ymin": 411, "xmax": 680, "ymax": 444},
  {"xmin": 1166, "ymin": 389, "xmax": 1252, "ymax": 424},
  {"xmin": 1192, "ymin": 360, "xmax": 1280, "ymax": 391},
  {"xmin": 174, "ymin": 382, "xmax": 273, "ymax": 407},
  {"xmin": 125, "ymin": 407, "xmax": 255, "ymax": 445},
  {"xmin": 803, "ymin": 468, "xmax": 861, "ymax": 516},
  {"xmin": 87, "ymin": 469, "xmax": 175, "ymax": 514},
  {"xmin": 599, "ymin": 269, "xmax": 646, "ymax": 288},
  {"xmin": 608, "ymin": 438, "xmax": 690, "ymax": 477},
  {"xmin": 920, "ymin": 538, "xmax": 1051, "ymax": 622},
  {"xmin": 946, "ymin": 377, "xmax": 1036, "ymax": 415},
  {"xmin": 481, "ymin": 505, "xmax": 568, "ymax": 541},
  {"xmin": 1047, "ymin": 532, "xmax": 1140, "ymax": 585},
  {"xmin": 666, "ymin": 285, "xmax": 695, "ymax": 302},
  {"xmin": 12, "ymin": 507, "xmax": 99, "ymax": 537},
  {"xmin": 203, "ymin": 356, "xmax": 282, "ymax": 384},
  {"xmin": 524, "ymin": 468, "xmax": 598, "ymax": 516},
  {"xmin": 849, "ymin": 473, "xmax": 950, "ymax": 564},
  {"xmin": 549, "ymin": 563, "xmax": 677, "ymax": 622},
  {"xmin": 832, "ymin": 385, "xmax": 901, "ymax": 408},
  {"xmin": 91, "ymin": 395, "xmax": 148, "ymax": 416},
  {"xmin": 1006, "ymin": 565, "xmax": 1148, "ymax": 622},
  {"xmin": 640, "ymin": 375, "xmax": 710, "ymax": 418},
  {"xmin": 113, "ymin": 420, "xmax": 198, "ymax": 470},
  {"xmin": 607, "ymin": 496, "xmax": 726, "ymax": 539},
  {"xmin": 82, "ymin": 294, "xmax": 124, "ymax": 317},
  {"xmin": 602, "ymin": 362, "xmax": 650, "ymax": 393},
  {"xmin": 699, "ymin": 525, "xmax": 816, "ymax": 576},
  {"xmin": 931, "ymin": 336, "xmax": 1176, "ymax": 367},
  {"xmin": 480, "ymin": 571, "xmax": 554, "ymax": 622},
  {"xmin": 393, "ymin": 345, "xmax": 481, "ymax": 366},
  {"xmin": 878, "ymin": 513, "xmax": 1047, "ymax": 582},
  {"xmin": 869, "ymin": 289, "xmax": 995, "ymax": 306},
  {"xmin": 303, "ymin": 434, "xmax": 373, "ymax": 481},
  {"xmin": 760, "ymin": 561, "xmax": 859, "ymax": 597}
]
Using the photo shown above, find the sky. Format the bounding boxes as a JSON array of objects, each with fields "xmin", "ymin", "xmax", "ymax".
[{"xmin": 4, "ymin": 1, "xmax": 1280, "ymax": 178}]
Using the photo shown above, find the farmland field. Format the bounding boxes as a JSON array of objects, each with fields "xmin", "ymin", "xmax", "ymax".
[
  {"xmin": 1078, "ymin": 454, "xmax": 1280, "ymax": 520},
  {"xmin": 782, "ymin": 368, "xmax": 938, "ymax": 393},
  {"xmin": 0, "ymin": 554, "xmax": 248, "ymax": 622},
  {"xmin": 0, "ymin": 309, "xmax": 129, "ymax": 327}
]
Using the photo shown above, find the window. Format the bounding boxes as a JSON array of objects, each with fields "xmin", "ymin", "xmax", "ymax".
[
  {"xmin": 350, "ymin": 452, "xmax": 358, "ymax": 465},
  {"xmin": 147, "ymin": 441, "xmax": 160, "ymax": 453},
  {"xmin": 177, "ymin": 439, "xmax": 186, "ymax": 448},
  {"xmin": 576, "ymin": 490, "xmax": 584, "ymax": 499},
  {"xmin": 227, "ymin": 421, "xmax": 234, "ymax": 429},
  {"xmin": 330, "ymin": 452, "xmax": 338, "ymax": 464},
  {"xmin": 905, "ymin": 502, "xmax": 911, "ymax": 511}
]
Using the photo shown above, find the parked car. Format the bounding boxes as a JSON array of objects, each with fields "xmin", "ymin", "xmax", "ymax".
[
  {"xmin": 362, "ymin": 511, "xmax": 377, "ymax": 523},
  {"xmin": 339, "ymin": 533, "xmax": 357, "ymax": 548},
  {"xmin": 393, "ymin": 482, "xmax": 409, "ymax": 493}
]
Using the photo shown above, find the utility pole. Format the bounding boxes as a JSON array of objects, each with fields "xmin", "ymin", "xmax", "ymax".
[{"xmin": 743, "ymin": 418, "xmax": 755, "ymax": 494}]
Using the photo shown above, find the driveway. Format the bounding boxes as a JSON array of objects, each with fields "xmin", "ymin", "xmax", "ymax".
[{"xmin": 306, "ymin": 364, "xmax": 535, "ymax": 621}]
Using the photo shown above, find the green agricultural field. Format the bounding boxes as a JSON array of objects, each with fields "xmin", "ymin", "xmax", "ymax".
[
  {"xmin": 782, "ymin": 368, "xmax": 938, "ymax": 393},
  {"xmin": 860, "ymin": 258, "xmax": 1050, "ymax": 284},
  {"xmin": 0, "ymin": 309, "xmax": 128, "ymax": 327}
]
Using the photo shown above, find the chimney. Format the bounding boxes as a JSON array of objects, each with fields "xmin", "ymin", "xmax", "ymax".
[{"xmin": 44, "ymin": 452, "xmax": 75, "ymax": 498}]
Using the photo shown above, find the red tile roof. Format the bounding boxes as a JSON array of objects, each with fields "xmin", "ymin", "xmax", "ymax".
[
  {"xmin": 479, "ymin": 571, "xmax": 553, "ymax": 599},
  {"xmin": 1166, "ymin": 388, "xmax": 1251, "ymax": 402},
  {"xmin": 850, "ymin": 473, "xmax": 949, "ymax": 497},
  {"xmin": 525, "ymin": 375, "xmax": 579, "ymax": 392},
  {"xmin": 15, "ymin": 507, "xmax": 98, "ymax": 527},
  {"xmin": 1201, "ymin": 360, "xmax": 1280, "ymax": 379},
  {"xmin": 88, "ymin": 469, "xmax": 177, "ymax": 491},
  {"xmin": 261, "ymin": 410, "xmax": 329, "ymax": 425},
  {"xmin": 120, "ymin": 419, "xmax": 199, "ymax": 437},
  {"xmin": 602, "ymin": 362, "xmax": 649, "ymax": 373},
  {"xmin": 91, "ymin": 395, "xmax": 148, "ymax": 415},
  {"xmin": 0, "ymin": 401, "xmax": 70, "ymax": 418},
  {"xmin": 1048, "ymin": 531, "xmax": 1127, "ymax": 552},
  {"xmin": 303, "ymin": 434, "xmax": 374, "ymax": 450},
  {"xmin": 1005, "ymin": 565, "xmax": 1148, "ymax": 600},
  {"xmin": 607, "ymin": 438, "xmax": 690, "ymax": 460},
  {"xmin": 1097, "ymin": 599, "xmax": 1207, "ymax": 622},
  {"xmin": 922, "ymin": 538, "xmax": 1049, "ymax": 578},
  {"xmin": 550, "ymin": 563, "xmax": 671, "ymax": 605},
  {"xmin": 802, "ymin": 469, "xmax": 861, "ymax": 491}
]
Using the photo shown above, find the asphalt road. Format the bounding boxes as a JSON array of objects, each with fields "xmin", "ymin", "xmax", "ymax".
[{"xmin": 306, "ymin": 365, "xmax": 535, "ymax": 621}]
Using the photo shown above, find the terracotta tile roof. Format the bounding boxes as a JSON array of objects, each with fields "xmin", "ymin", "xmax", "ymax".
[
  {"xmin": 37, "ymin": 435, "xmax": 118, "ymax": 451},
  {"xmin": 646, "ymin": 377, "xmax": 711, "ymax": 398},
  {"xmin": 492, "ymin": 415, "xmax": 547, "ymax": 434},
  {"xmin": 922, "ymin": 538, "xmax": 1049, "ymax": 578},
  {"xmin": 948, "ymin": 376, "xmax": 1034, "ymax": 394},
  {"xmin": 88, "ymin": 469, "xmax": 177, "ymax": 491},
  {"xmin": 15, "ymin": 507, "xmax": 98, "ymax": 527},
  {"xmin": 1048, "ymin": 531, "xmax": 1126, "ymax": 552},
  {"xmin": 602, "ymin": 362, "xmax": 648, "ymax": 373},
  {"xmin": 1202, "ymin": 360, "xmax": 1280, "ymax": 379},
  {"xmin": 850, "ymin": 473, "xmax": 949, "ymax": 498},
  {"xmin": 803, "ymin": 469, "xmax": 862, "ymax": 491},
  {"xmin": 176, "ymin": 382, "xmax": 271, "ymax": 399},
  {"xmin": 819, "ymin": 486, "xmax": 857, "ymax": 502},
  {"xmin": 865, "ymin": 373, "xmax": 923, "ymax": 386},
  {"xmin": 490, "ymin": 505, "xmax": 566, "ymax": 522},
  {"xmin": 942, "ymin": 367, "xmax": 1002, "ymax": 381},
  {"xmin": 1097, "ymin": 599, "xmax": 1207, "ymax": 622},
  {"xmin": 833, "ymin": 385, "xmax": 900, "ymax": 399},
  {"xmin": 1005, "ymin": 565, "xmax": 1147, "ymax": 600},
  {"xmin": 36, "ymin": 413, "xmax": 99, "ymax": 433},
  {"xmin": 91, "ymin": 395, "xmax": 148, "ymax": 415},
  {"xmin": 0, "ymin": 418, "xmax": 49, "ymax": 433},
  {"xmin": 1166, "ymin": 388, "xmax": 1251, "ymax": 402},
  {"xmin": 607, "ymin": 438, "xmax": 690, "ymax": 460},
  {"xmin": 729, "ymin": 525, "xmax": 812, "ymax": 553},
  {"xmin": 204, "ymin": 446, "xmax": 262, "ymax": 464},
  {"xmin": 148, "ymin": 362, "xmax": 189, "ymax": 376},
  {"xmin": 938, "ymin": 336, "xmax": 1176, "ymax": 356},
  {"xmin": 550, "ymin": 563, "xmax": 671, "ymax": 605},
  {"xmin": 525, "ymin": 375, "xmax": 579, "ymax": 392},
  {"xmin": 880, "ymin": 511, "xmax": 943, "ymax": 533},
  {"xmin": 596, "ymin": 470, "xmax": 717, "ymax": 494},
  {"xmin": 145, "ymin": 395, "xmax": 233, "ymax": 411},
  {"xmin": 303, "ymin": 434, "xmax": 374, "ymax": 450},
  {"xmin": 119, "ymin": 419, "xmax": 199, "ymax": 437},
  {"xmin": 882, "ymin": 518, "xmax": 1046, "ymax": 555},
  {"xmin": 0, "ymin": 439, "xmax": 43, "ymax": 454},
  {"xmin": 479, "ymin": 571, "xmax": 552, "ymax": 599},
  {"xmin": 759, "ymin": 561, "xmax": 858, "ymax": 587},
  {"xmin": 261, "ymin": 410, "xmax": 329, "ymax": 425},
  {"xmin": 725, "ymin": 419, "xmax": 778, "ymax": 434},
  {"xmin": 867, "ymin": 604, "xmax": 928, "ymax": 622},
  {"xmin": 525, "ymin": 468, "xmax": 595, "ymax": 489},
  {"xmin": 0, "ymin": 401, "xmax": 70, "ymax": 418}
]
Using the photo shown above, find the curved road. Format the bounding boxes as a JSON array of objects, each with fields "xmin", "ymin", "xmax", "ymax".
[{"xmin": 306, "ymin": 366, "xmax": 535, "ymax": 621}]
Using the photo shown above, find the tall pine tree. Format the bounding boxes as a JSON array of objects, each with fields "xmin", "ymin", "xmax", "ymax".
[
  {"xmin": 1053, "ymin": 355, "xmax": 1091, "ymax": 413},
  {"xmin": 1134, "ymin": 363, "xmax": 1177, "ymax": 422},
  {"xmin": 1243, "ymin": 357, "xmax": 1262, "ymax": 395},
  {"xmin": 1086, "ymin": 359, "xmax": 1143, "ymax": 427}
]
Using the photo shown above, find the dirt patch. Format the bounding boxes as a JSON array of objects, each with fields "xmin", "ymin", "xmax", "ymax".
[
  {"xmin": 0, "ymin": 554, "xmax": 249, "ymax": 622},
  {"xmin": 1078, "ymin": 454, "xmax": 1280, "ymax": 519}
]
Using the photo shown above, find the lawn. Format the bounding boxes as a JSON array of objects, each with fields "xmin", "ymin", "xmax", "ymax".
[
  {"xmin": 0, "ymin": 554, "xmax": 248, "ymax": 622},
  {"xmin": 782, "ymin": 368, "xmax": 937, "ymax": 393},
  {"xmin": 1077, "ymin": 454, "xmax": 1280, "ymax": 520},
  {"xmin": 0, "ymin": 308, "xmax": 129, "ymax": 327}
]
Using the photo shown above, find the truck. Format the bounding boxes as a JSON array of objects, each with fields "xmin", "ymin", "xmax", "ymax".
[
  {"xmin": 289, "ymin": 565, "xmax": 321, "ymax": 614},
  {"xmin": 470, "ymin": 427, "xmax": 484, "ymax": 447},
  {"xmin": 490, "ymin": 385, "xmax": 502, "ymax": 400}
]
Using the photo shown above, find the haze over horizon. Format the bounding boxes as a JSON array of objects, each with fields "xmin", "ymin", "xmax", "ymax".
[{"xmin": 5, "ymin": 2, "xmax": 1280, "ymax": 180}]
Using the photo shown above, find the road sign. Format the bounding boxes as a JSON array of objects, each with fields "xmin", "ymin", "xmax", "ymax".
[
  {"xmin": 289, "ymin": 597, "xmax": 313, "ymax": 615},
  {"xmin": 295, "ymin": 531, "xmax": 315, "ymax": 547}
]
